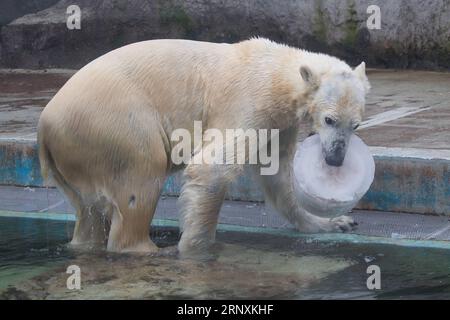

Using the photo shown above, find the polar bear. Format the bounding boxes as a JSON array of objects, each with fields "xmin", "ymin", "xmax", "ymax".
[{"xmin": 38, "ymin": 38, "xmax": 370, "ymax": 257}]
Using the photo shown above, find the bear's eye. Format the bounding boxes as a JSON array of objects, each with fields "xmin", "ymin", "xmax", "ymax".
[
  {"xmin": 324, "ymin": 117, "xmax": 336, "ymax": 126},
  {"xmin": 353, "ymin": 123, "xmax": 360, "ymax": 130}
]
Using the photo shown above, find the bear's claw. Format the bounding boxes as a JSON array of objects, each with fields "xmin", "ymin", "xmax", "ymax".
[{"xmin": 330, "ymin": 215, "xmax": 358, "ymax": 233}]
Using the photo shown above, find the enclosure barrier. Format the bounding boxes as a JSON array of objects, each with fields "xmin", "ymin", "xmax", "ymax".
[{"xmin": 0, "ymin": 138, "xmax": 448, "ymax": 216}]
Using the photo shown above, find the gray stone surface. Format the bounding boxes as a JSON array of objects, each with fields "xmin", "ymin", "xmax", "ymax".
[
  {"xmin": 0, "ymin": 0, "xmax": 450, "ymax": 69},
  {"xmin": 0, "ymin": 0, "xmax": 60, "ymax": 27}
]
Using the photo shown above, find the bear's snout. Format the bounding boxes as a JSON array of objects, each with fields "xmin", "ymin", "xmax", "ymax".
[{"xmin": 325, "ymin": 140, "xmax": 346, "ymax": 167}]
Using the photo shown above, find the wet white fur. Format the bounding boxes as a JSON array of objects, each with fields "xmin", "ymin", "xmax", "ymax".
[{"xmin": 38, "ymin": 38, "xmax": 369, "ymax": 257}]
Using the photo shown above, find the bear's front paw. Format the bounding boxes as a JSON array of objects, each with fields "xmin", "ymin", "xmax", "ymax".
[{"xmin": 330, "ymin": 215, "xmax": 358, "ymax": 232}]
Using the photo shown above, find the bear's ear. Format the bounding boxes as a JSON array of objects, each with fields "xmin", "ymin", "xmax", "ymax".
[
  {"xmin": 354, "ymin": 62, "xmax": 371, "ymax": 93},
  {"xmin": 299, "ymin": 66, "xmax": 319, "ymax": 89}
]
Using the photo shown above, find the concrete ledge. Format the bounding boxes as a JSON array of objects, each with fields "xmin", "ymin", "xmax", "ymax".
[
  {"xmin": 0, "ymin": 140, "xmax": 43, "ymax": 186},
  {"xmin": 360, "ymin": 148, "xmax": 449, "ymax": 215},
  {"xmin": 0, "ymin": 139, "xmax": 448, "ymax": 215}
]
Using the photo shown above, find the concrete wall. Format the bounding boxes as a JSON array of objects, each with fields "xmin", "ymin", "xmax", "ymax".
[
  {"xmin": 1, "ymin": 0, "xmax": 450, "ymax": 70},
  {"xmin": 1, "ymin": 139, "xmax": 448, "ymax": 215}
]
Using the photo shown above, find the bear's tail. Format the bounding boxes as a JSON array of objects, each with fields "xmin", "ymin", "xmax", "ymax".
[
  {"xmin": 37, "ymin": 119, "xmax": 80, "ymax": 203},
  {"xmin": 37, "ymin": 120, "xmax": 51, "ymax": 184}
]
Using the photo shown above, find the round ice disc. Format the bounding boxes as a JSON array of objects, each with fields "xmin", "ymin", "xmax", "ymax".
[{"xmin": 293, "ymin": 134, "xmax": 375, "ymax": 215}]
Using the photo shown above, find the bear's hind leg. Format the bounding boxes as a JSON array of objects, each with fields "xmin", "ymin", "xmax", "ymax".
[
  {"xmin": 70, "ymin": 207, "xmax": 109, "ymax": 248},
  {"xmin": 107, "ymin": 180, "xmax": 163, "ymax": 253},
  {"xmin": 70, "ymin": 194, "xmax": 112, "ymax": 248}
]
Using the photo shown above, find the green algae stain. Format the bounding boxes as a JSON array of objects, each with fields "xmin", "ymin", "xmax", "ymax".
[
  {"xmin": 343, "ymin": 0, "xmax": 359, "ymax": 47},
  {"xmin": 159, "ymin": 2, "xmax": 195, "ymax": 35},
  {"xmin": 313, "ymin": 1, "xmax": 328, "ymax": 43}
]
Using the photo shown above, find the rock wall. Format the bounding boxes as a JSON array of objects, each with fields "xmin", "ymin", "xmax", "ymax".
[
  {"xmin": 1, "ymin": 0, "xmax": 450, "ymax": 70},
  {"xmin": 0, "ymin": 0, "xmax": 60, "ymax": 27}
]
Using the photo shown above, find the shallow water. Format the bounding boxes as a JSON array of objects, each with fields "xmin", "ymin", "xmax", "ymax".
[{"xmin": 0, "ymin": 216, "xmax": 449, "ymax": 299}]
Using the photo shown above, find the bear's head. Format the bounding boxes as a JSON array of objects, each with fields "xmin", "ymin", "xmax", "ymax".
[{"xmin": 300, "ymin": 62, "xmax": 370, "ymax": 167}]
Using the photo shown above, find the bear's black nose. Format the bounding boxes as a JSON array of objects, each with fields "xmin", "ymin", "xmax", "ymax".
[
  {"xmin": 325, "ymin": 155, "xmax": 344, "ymax": 167},
  {"xmin": 325, "ymin": 140, "xmax": 346, "ymax": 166}
]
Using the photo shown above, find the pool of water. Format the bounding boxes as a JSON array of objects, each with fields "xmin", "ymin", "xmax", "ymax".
[{"xmin": 1, "ymin": 216, "xmax": 450, "ymax": 299}]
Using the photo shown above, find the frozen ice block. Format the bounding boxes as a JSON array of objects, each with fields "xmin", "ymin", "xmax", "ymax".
[{"xmin": 293, "ymin": 134, "xmax": 375, "ymax": 217}]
